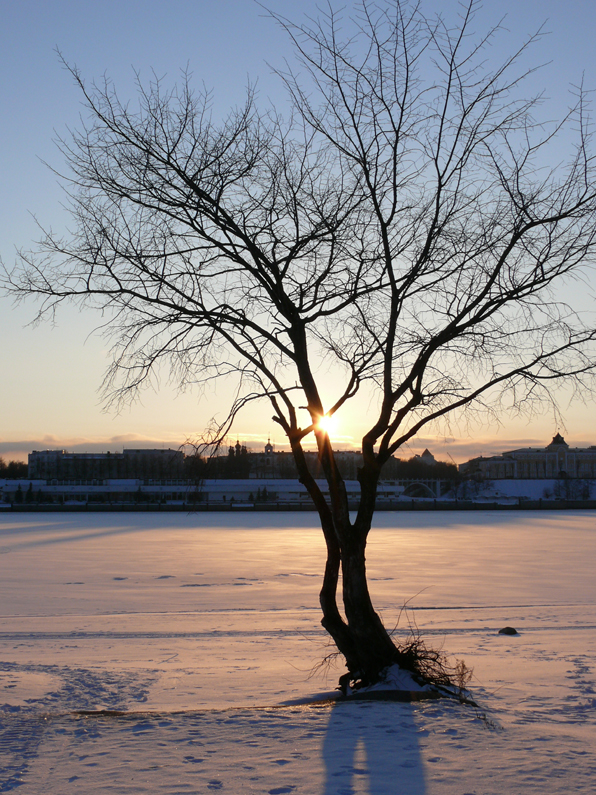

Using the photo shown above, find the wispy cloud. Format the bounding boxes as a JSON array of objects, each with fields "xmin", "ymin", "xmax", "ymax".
[{"xmin": 0, "ymin": 434, "xmax": 184, "ymax": 462}]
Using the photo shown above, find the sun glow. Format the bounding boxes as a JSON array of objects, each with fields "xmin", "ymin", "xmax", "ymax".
[{"xmin": 316, "ymin": 414, "xmax": 338, "ymax": 436}]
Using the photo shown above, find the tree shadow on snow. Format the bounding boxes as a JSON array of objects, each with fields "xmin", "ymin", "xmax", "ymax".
[{"xmin": 322, "ymin": 700, "xmax": 426, "ymax": 794}]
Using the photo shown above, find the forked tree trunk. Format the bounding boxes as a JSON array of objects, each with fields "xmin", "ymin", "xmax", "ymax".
[
  {"xmin": 293, "ymin": 437, "xmax": 404, "ymax": 688},
  {"xmin": 320, "ymin": 511, "xmax": 404, "ymax": 688}
]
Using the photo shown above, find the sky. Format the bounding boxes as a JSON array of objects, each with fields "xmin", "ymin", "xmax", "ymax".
[{"xmin": 2, "ymin": 0, "xmax": 596, "ymax": 464}]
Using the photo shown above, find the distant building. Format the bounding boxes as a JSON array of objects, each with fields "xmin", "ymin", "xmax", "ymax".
[
  {"xmin": 416, "ymin": 449, "xmax": 437, "ymax": 466},
  {"xmin": 0, "ymin": 442, "xmax": 456, "ymax": 504},
  {"xmin": 460, "ymin": 434, "xmax": 596, "ymax": 480},
  {"xmin": 0, "ymin": 477, "xmax": 409, "ymax": 507},
  {"xmin": 226, "ymin": 442, "xmax": 364, "ymax": 480},
  {"xmin": 28, "ymin": 448, "xmax": 185, "ymax": 480},
  {"xmin": 25, "ymin": 441, "xmax": 453, "ymax": 485}
]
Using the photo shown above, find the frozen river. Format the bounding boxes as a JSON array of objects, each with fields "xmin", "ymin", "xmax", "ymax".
[{"xmin": 1, "ymin": 510, "xmax": 595, "ymax": 793}]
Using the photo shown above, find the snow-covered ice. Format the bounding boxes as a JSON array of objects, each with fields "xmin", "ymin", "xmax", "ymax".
[{"xmin": 1, "ymin": 510, "xmax": 595, "ymax": 793}]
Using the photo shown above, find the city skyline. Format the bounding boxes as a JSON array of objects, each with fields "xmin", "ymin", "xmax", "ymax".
[{"xmin": 3, "ymin": 429, "xmax": 596, "ymax": 468}]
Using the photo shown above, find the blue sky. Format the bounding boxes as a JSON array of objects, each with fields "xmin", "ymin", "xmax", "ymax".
[{"xmin": 2, "ymin": 0, "xmax": 596, "ymax": 462}]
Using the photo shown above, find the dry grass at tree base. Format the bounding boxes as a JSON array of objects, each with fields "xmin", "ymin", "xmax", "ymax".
[
  {"xmin": 317, "ymin": 630, "xmax": 474, "ymax": 701},
  {"xmin": 396, "ymin": 637, "xmax": 474, "ymax": 698}
]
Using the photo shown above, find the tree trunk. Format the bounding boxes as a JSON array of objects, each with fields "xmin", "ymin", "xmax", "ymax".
[
  {"xmin": 319, "ymin": 519, "xmax": 402, "ymax": 688},
  {"xmin": 288, "ymin": 421, "xmax": 404, "ymax": 687},
  {"xmin": 310, "ymin": 446, "xmax": 403, "ymax": 687}
]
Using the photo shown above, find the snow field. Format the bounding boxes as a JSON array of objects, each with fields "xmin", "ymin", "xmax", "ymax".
[{"xmin": 1, "ymin": 511, "xmax": 595, "ymax": 793}]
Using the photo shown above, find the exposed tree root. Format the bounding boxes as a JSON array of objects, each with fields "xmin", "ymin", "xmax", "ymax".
[
  {"xmin": 338, "ymin": 644, "xmax": 473, "ymax": 701},
  {"xmin": 310, "ymin": 629, "xmax": 473, "ymax": 700},
  {"xmin": 335, "ymin": 617, "xmax": 473, "ymax": 701},
  {"xmin": 392, "ymin": 637, "xmax": 473, "ymax": 695}
]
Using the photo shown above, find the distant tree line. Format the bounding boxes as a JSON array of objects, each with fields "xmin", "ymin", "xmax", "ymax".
[
  {"xmin": 0, "ymin": 457, "xmax": 28, "ymax": 478},
  {"xmin": 186, "ymin": 449, "xmax": 459, "ymax": 483},
  {"xmin": 382, "ymin": 457, "xmax": 458, "ymax": 482}
]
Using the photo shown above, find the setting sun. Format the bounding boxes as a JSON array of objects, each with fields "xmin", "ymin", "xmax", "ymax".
[{"xmin": 316, "ymin": 413, "xmax": 338, "ymax": 436}]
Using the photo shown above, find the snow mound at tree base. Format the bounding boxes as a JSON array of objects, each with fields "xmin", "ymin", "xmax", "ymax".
[{"xmin": 344, "ymin": 664, "xmax": 461, "ymax": 702}]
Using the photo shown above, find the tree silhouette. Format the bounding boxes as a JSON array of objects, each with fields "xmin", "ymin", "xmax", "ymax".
[{"xmin": 5, "ymin": 1, "xmax": 596, "ymax": 688}]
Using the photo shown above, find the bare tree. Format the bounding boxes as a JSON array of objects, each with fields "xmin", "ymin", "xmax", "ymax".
[{"xmin": 5, "ymin": 0, "xmax": 596, "ymax": 690}]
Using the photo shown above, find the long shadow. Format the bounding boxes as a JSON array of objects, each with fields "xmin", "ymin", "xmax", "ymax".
[
  {"xmin": 322, "ymin": 700, "xmax": 427, "ymax": 794},
  {"xmin": 0, "ymin": 510, "xmax": 330, "ymax": 552},
  {"xmin": 0, "ymin": 520, "xmax": 161, "ymax": 552},
  {"xmin": 0, "ymin": 512, "xmax": 219, "ymax": 551}
]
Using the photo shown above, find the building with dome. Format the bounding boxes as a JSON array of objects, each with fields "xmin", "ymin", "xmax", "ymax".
[{"xmin": 460, "ymin": 434, "xmax": 596, "ymax": 480}]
